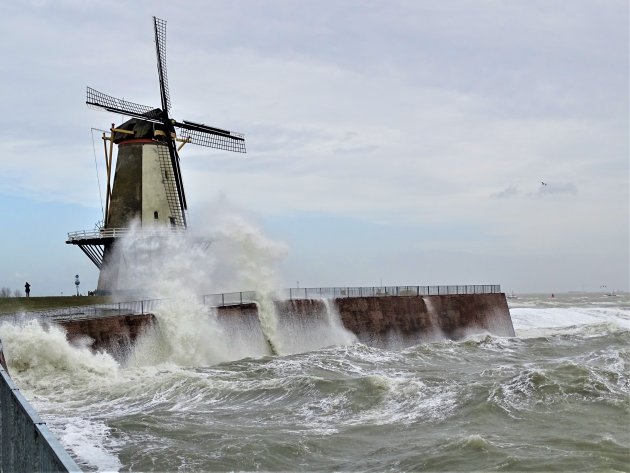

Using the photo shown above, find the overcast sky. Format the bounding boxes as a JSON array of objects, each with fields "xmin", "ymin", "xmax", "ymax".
[{"xmin": 0, "ymin": 0, "xmax": 627, "ymax": 296}]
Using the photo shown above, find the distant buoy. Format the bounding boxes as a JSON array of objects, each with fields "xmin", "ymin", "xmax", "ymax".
[{"xmin": 551, "ymin": 293, "xmax": 555, "ymax": 298}]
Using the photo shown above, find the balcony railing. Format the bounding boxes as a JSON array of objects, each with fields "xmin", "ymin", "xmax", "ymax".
[{"xmin": 66, "ymin": 227, "xmax": 187, "ymax": 241}]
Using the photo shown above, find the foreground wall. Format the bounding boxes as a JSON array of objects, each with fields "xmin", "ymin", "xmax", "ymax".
[
  {"xmin": 0, "ymin": 365, "xmax": 80, "ymax": 472},
  {"xmin": 56, "ymin": 293, "xmax": 514, "ymax": 355}
]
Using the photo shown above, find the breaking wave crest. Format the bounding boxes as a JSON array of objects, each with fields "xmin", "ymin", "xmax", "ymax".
[
  {"xmin": 510, "ymin": 306, "xmax": 630, "ymax": 338},
  {"xmin": 0, "ymin": 320, "xmax": 118, "ymax": 388}
]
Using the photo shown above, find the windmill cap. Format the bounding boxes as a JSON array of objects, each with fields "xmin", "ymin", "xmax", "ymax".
[{"xmin": 113, "ymin": 112, "xmax": 169, "ymax": 144}]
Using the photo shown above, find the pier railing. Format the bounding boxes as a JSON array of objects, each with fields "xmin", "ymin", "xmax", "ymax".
[
  {"xmin": 281, "ymin": 285, "xmax": 501, "ymax": 299},
  {"xmin": 5, "ymin": 285, "xmax": 501, "ymax": 322}
]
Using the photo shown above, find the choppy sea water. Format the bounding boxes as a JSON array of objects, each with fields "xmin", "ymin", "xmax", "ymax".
[{"xmin": 1, "ymin": 292, "xmax": 628, "ymax": 472}]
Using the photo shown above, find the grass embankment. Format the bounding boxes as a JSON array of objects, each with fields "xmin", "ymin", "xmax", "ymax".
[{"xmin": 0, "ymin": 296, "xmax": 111, "ymax": 315}]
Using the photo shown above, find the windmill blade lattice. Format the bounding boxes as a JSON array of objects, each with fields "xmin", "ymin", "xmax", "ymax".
[
  {"xmin": 86, "ymin": 87, "xmax": 162, "ymax": 122},
  {"xmin": 153, "ymin": 17, "xmax": 171, "ymax": 113},
  {"xmin": 175, "ymin": 120, "xmax": 246, "ymax": 153}
]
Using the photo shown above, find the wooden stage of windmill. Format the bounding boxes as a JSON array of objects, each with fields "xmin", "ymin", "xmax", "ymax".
[{"xmin": 67, "ymin": 17, "xmax": 246, "ymax": 295}]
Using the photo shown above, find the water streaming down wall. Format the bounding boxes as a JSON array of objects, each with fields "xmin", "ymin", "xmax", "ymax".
[
  {"xmin": 270, "ymin": 299, "xmax": 357, "ymax": 355},
  {"xmin": 337, "ymin": 293, "xmax": 515, "ymax": 346},
  {"xmin": 53, "ymin": 293, "xmax": 514, "ymax": 361}
]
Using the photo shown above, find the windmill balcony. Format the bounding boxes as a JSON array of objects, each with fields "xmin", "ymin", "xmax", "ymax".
[{"xmin": 66, "ymin": 227, "xmax": 186, "ymax": 242}]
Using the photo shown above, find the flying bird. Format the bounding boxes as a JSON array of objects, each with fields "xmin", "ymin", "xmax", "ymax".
[{"xmin": 541, "ymin": 181, "xmax": 548, "ymax": 186}]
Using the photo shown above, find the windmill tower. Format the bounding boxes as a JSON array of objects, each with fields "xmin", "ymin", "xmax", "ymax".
[{"xmin": 67, "ymin": 17, "xmax": 246, "ymax": 295}]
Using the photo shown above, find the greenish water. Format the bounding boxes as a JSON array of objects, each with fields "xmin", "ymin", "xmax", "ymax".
[{"xmin": 2, "ymin": 293, "xmax": 628, "ymax": 472}]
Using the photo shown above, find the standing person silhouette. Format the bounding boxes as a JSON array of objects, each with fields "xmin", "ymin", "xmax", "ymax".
[{"xmin": 24, "ymin": 282, "xmax": 30, "ymax": 298}]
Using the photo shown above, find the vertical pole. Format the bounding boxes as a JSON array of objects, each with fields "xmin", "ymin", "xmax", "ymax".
[
  {"xmin": 221, "ymin": 293, "xmax": 224, "ymax": 306},
  {"xmin": 141, "ymin": 300, "xmax": 144, "ymax": 315},
  {"xmin": 240, "ymin": 292, "xmax": 242, "ymax": 304},
  {"xmin": 289, "ymin": 288, "xmax": 292, "ymax": 300},
  {"xmin": 107, "ymin": 126, "xmax": 115, "ymax": 226},
  {"xmin": 304, "ymin": 288, "xmax": 307, "ymax": 299},
  {"xmin": 102, "ymin": 133, "xmax": 110, "ymax": 226}
]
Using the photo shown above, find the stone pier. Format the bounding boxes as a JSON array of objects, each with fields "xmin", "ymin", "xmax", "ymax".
[{"xmin": 55, "ymin": 293, "xmax": 514, "ymax": 356}]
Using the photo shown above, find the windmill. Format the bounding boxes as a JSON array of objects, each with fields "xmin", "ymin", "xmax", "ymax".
[{"xmin": 67, "ymin": 17, "xmax": 246, "ymax": 294}]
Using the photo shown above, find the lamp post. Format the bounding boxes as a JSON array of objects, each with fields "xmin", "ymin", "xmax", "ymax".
[{"xmin": 75, "ymin": 274, "xmax": 80, "ymax": 296}]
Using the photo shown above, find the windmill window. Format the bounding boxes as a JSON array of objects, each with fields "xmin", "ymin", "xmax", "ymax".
[{"xmin": 154, "ymin": 211, "xmax": 159, "ymax": 220}]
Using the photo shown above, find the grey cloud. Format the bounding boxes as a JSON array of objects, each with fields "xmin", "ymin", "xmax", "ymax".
[
  {"xmin": 492, "ymin": 185, "xmax": 520, "ymax": 199},
  {"xmin": 534, "ymin": 182, "xmax": 579, "ymax": 197}
]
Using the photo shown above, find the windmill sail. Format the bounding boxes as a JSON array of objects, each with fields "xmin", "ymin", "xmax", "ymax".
[
  {"xmin": 156, "ymin": 144, "xmax": 186, "ymax": 226},
  {"xmin": 151, "ymin": 16, "xmax": 186, "ymax": 223},
  {"xmin": 86, "ymin": 87, "xmax": 162, "ymax": 122},
  {"xmin": 175, "ymin": 120, "xmax": 246, "ymax": 153},
  {"xmin": 153, "ymin": 16, "xmax": 171, "ymax": 113}
]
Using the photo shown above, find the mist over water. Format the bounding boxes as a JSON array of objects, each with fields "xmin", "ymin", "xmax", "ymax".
[
  {"xmin": 103, "ymin": 208, "xmax": 288, "ymax": 298},
  {"xmin": 1, "ymin": 213, "xmax": 628, "ymax": 473},
  {"xmin": 101, "ymin": 210, "xmax": 292, "ymax": 361}
]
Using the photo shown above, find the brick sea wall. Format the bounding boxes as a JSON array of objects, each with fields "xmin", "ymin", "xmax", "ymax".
[{"xmin": 56, "ymin": 293, "xmax": 515, "ymax": 355}]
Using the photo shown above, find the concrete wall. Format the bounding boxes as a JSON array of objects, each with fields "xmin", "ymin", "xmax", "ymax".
[
  {"xmin": 55, "ymin": 294, "xmax": 514, "ymax": 356},
  {"xmin": 0, "ymin": 366, "xmax": 80, "ymax": 472}
]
